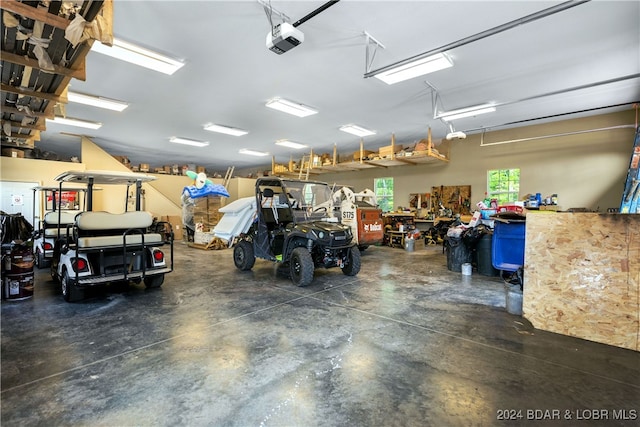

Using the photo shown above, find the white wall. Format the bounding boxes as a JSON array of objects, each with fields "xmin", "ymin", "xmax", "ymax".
[{"xmin": 290, "ymin": 111, "xmax": 636, "ymax": 212}]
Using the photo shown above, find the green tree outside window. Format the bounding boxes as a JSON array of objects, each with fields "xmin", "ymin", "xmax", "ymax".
[
  {"xmin": 487, "ymin": 169, "xmax": 520, "ymax": 204},
  {"xmin": 374, "ymin": 177, "xmax": 394, "ymax": 212}
]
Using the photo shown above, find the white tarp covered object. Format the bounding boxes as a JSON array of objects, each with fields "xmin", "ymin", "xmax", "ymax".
[{"xmin": 213, "ymin": 197, "xmax": 256, "ymax": 244}]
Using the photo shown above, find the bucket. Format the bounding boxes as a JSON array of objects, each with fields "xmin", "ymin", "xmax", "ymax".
[
  {"xmin": 505, "ymin": 283, "xmax": 523, "ymax": 315},
  {"xmin": 2, "ymin": 245, "xmax": 34, "ymax": 301},
  {"xmin": 404, "ymin": 238, "xmax": 415, "ymax": 252},
  {"xmin": 461, "ymin": 262, "xmax": 472, "ymax": 275}
]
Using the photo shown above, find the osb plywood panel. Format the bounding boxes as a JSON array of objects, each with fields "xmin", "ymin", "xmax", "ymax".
[{"xmin": 524, "ymin": 213, "xmax": 640, "ymax": 351}]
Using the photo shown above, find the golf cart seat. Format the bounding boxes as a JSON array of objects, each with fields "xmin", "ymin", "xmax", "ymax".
[
  {"xmin": 42, "ymin": 211, "xmax": 81, "ymax": 237},
  {"xmin": 74, "ymin": 211, "xmax": 164, "ymax": 249}
]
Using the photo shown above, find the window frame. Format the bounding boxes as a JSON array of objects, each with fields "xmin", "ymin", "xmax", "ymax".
[
  {"xmin": 374, "ymin": 177, "xmax": 394, "ymax": 212},
  {"xmin": 487, "ymin": 168, "xmax": 520, "ymax": 204}
]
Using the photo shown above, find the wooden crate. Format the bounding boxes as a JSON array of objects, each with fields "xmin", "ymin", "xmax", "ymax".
[{"xmin": 379, "ymin": 144, "xmax": 403, "ymax": 158}]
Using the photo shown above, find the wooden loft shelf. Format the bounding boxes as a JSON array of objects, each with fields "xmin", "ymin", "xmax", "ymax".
[
  {"xmin": 304, "ymin": 129, "xmax": 450, "ymax": 174},
  {"xmin": 270, "ymin": 129, "xmax": 449, "ymax": 178},
  {"xmin": 1, "ymin": 1, "xmax": 112, "ymax": 149}
]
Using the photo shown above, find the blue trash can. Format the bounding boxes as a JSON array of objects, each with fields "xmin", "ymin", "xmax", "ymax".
[{"xmin": 491, "ymin": 220, "xmax": 526, "ymax": 272}]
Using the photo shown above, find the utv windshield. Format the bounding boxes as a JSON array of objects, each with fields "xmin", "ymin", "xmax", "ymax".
[{"xmin": 282, "ymin": 180, "xmax": 334, "ymax": 222}]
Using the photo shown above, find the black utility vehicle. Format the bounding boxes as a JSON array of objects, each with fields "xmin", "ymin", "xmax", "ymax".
[{"xmin": 233, "ymin": 177, "xmax": 361, "ymax": 286}]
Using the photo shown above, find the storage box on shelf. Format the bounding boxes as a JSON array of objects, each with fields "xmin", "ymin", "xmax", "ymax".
[
  {"xmin": 379, "ymin": 144, "xmax": 403, "ymax": 158},
  {"xmin": 2, "ymin": 148, "xmax": 24, "ymax": 158}
]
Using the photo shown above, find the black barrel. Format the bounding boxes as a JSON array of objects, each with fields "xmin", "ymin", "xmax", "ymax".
[
  {"xmin": 477, "ymin": 233, "xmax": 499, "ymax": 276},
  {"xmin": 2, "ymin": 244, "xmax": 34, "ymax": 301}
]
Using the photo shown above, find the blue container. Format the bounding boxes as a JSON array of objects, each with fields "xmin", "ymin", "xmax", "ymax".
[{"xmin": 491, "ymin": 221, "xmax": 526, "ymax": 272}]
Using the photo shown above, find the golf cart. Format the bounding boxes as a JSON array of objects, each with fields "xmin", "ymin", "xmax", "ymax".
[
  {"xmin": 50, "ymin": 170, "xmax": 174, "ymax": 302},
  {"xmin": 31, "ymin": 186, "xmax": 90, "ymax": 268},
  {"xmin": 232, "ymin": 177, "xmax": 360, "ymax": 287}
]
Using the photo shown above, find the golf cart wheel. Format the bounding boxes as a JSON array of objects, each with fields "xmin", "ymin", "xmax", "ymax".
[
  {"xmin": 234, "ymin": 240, "xmax": 255, "ymax": 271},
  {"xmin": 50, "ymin": 261, "xmax": 59, "ymax": 283},
  {"xmin": 342, "ymin": 246, "xmax": 361, "ymax": 276},
  {"xmin": 290, "ymin": 247, "xmax": 314, "ymax": 287},
  {"xmin": 61, "ymin": 268, "xmax": 83, "ymax": 302},
  {"xmin": 144, "ymin": 274, "xmax": 164, "ymax": 288},
  {"xmin": 34, "ymin": 248, "xmax": 42, "ymax": 268}
]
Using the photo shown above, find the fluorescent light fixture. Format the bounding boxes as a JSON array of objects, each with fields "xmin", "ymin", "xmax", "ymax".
[
  {"xmin": 339, "ymin": 124, "xmax": 376, "ymax": 137},
  {"xmin": 169, "ymin": 136, "xmax": 209, "ymax": 147},
  {"xmin": 373, "ymin": 53, "xmax": 453, "ymax": 85},
  {"xmin": 265, "ymin": 97, "xmax": 318, "ymax": 117},
  {"xmin": 438, "ymin": 104, "xmax": 496, "ymax": 121},
  {"xmin": 275, "ymin": 140, "xmax": 308, "ymax": 149},
  {"xmin": 239, "ymin": 148, "xmax": 270, "ymax": 156},
  {"xmin": 67, "ymin": 91, "xmax": 129, "ymax": 112},
  {"xmin": 46, "ymin": 116, "xmax": 102, "ymax": 129},
  {"xmin": 91, "ymin": 38, "xmax": 185, "ymax": 75},
  {"xmin": 203, "ymin": 123, "xmax": 248, "ymax": 136}
]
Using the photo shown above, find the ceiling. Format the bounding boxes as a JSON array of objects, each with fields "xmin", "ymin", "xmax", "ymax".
[{"xmin": 35, "ymin": 1, "xmax": 640, "ymax": 173}]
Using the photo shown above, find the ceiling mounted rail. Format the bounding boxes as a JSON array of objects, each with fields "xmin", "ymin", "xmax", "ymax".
[
  {"xmin": 480, "ymin": 124, "xmax": 636, "ymax": 147},
  {"xmin": 364, "ymin": 0, "xmax": 590, "ymax": 79},
  {"xmin": 292, "ymin": 1, "xmax": 340, "ymax": 28}
]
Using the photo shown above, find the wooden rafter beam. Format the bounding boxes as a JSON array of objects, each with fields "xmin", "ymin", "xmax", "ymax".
[
  {"xmin": 0, "ymin": 0, "xmax": 71, "ymax": 30},
  {"xmin": 1, "ymin": 105, "xmax": 53, "ymax": 119},
  {"xmin": 1, "ymin": 83, "xmax": 66, "ymax": 103},
  {"xmin": 0, "ymin": 50, "xmax": 86, "ymax": 81},
  {"xmin": 0, "ymin": 119, "xmax": 46, "ymax": 131},
  {"xmin": 2, "ymin": 130, "xmax": 39, "ymax": 141}
]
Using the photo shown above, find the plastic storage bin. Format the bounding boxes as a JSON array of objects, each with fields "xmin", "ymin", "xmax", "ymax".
[{"xmin": 491, "ymin": 220, "xmax": 526, "ymax": 272}]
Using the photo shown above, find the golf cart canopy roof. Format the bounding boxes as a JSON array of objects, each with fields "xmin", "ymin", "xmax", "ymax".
[
  {"xmin": 54, "ymin": 170, "xmax": 157, "ymax": 185},
  {"xmin": 31, "ymin": 186, "xmax": 94, "ymax": 192}
]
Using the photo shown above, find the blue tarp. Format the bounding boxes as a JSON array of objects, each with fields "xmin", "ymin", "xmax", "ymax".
[{"xmin": 183, "ymin": 183, "xmax": 229, "ymax": 199}]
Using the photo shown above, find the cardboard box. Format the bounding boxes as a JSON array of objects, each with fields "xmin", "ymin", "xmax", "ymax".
[
  {"xmin": 113, "ymin": 155, "xmax": 130, "ymax": 165},
  {"xmin": 2, "ymin": 148, "xmax": 24, "ymax": 158},
  {"xmin": 379, "ymin": 144, "xmax": 403, "ymax": 158},
  {"xmin": 163, "ymin": 215, "xmax": 184, "ymax": 240},
  {"xmin": 163, "ymin": 165, "xmax": 172, "ymax": 174},
  {"xmin": 139, "ymin": 163, "xmax": 150, "ymax": 172},
  {"xmin": 353, "ymin": 150, "xmax": 375, "ymax": 161},
  {"xmin": 193, "ymin": 231, "xmax": 215, "ymax": 245},
  {"xmin": 154, "ymin": 167, "xmax": 167, "ymax": 174}
]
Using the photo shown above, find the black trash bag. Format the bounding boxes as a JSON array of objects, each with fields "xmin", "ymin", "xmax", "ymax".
[
  {"xmin": 1, "ymin": 212, "xmax": 34, "ymax": 244},
  {"xmin": 461, "ymin": 224, "xmax": 489, "ymax": 249}
]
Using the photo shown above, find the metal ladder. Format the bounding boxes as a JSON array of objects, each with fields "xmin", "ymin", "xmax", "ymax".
[
  {"xmin": 298, "ymin": 155, "xmax": 310, "ymax": 180},
  {"xmin": 620, "ymin": 126, "xmax": 640, "ymax": 213},
  {"xmin": 223, "ymin": 166, "xmax": 234, "ymax": 188}
]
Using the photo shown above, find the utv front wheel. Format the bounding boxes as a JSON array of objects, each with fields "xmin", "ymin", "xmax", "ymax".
[
  {"xmin": 342, "ymin": 246, "xmax": 361, "ymax": 276},
  {"xmin": 234, "ymin": 240, "xmax": 255, "ymax": 271},
  {"xmin": 290, "ymin": 247, "xmax": 314, "ymax": 287}
]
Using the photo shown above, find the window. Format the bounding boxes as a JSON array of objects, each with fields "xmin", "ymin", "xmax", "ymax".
[
  {"xmin": 487, "ymin": 169, "xmax": 520, "ymax": 204},
  {"xmin": 374, "ymin": 177, "xmax": 394, "ymax": 212}
]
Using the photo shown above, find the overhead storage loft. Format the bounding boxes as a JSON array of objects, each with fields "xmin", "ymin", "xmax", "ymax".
[
  {"xmin": 0, "ymin": 0, "xmax": 111, "ymax": 153},
  {"xmin": 272, "ymin": 129, "xmax": 449, "ymax": 178}
]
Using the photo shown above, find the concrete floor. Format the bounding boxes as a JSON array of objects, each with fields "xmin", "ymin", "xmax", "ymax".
[{"xmin": 1, "ymin": 241, "xmax": 639, "ymax": 426}]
